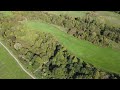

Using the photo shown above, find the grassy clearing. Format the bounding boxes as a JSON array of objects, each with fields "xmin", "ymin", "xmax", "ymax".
[
  {"xmin": 24, "ymin": 21, "xmax": 120, "ymax": 74},
  {"xmin": 0, "ymin": 42, "xmax": 32, "ymax": 79}
]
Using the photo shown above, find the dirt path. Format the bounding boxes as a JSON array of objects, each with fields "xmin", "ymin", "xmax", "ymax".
[{"xmin": 0, "ymin": 41, "xmax": 36, "ymax": 79}]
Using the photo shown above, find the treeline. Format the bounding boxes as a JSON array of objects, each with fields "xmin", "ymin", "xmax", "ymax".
[{"xmin": 16, "ymin": 11, "xmax": 120, "ymax": 49}]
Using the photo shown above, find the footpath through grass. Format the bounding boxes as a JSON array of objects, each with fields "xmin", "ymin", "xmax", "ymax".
[
  {"xmin": 0, "ymin": 42, "xmax": 32, "ymax": 79},
  {"xmin": 24, "ymin": 21, "xmax": 120, "ymax": 74}
]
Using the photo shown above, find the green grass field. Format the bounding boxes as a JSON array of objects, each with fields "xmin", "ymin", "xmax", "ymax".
[
  {"xmin": 24, "ymin": 21, "xmax": 120, "ymax": 75},
  {"xmin": 0, "ymin": 42, "xmax": 31, "ymax": 79}
]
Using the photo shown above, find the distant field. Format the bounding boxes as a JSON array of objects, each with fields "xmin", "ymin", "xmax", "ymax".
[
  {"xmin": 95, "ymin": 11, "xmax": 120, "ymax": 27},
  {"xmin": 46, "ymin": 11, "xmax": 120, "ymax": 27},
  {"xmin": 0, "ymin": 42, "xmax": 31, "ymax": 79},
  {"xmin": 0, "ymin": 11, "xmax": 13, "ymax": 17},
  {"xmin": 24, "ymin": 21, "xmax": 120, "ymax": 75},
  {"xmin": 44, "ymin": 11, "xmax": 89, "ymax": 17}
]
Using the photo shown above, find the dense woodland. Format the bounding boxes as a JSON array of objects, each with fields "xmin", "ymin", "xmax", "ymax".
[{"xmin": 0, "ymin": 12, "xmax": 120, "ymax": 79}]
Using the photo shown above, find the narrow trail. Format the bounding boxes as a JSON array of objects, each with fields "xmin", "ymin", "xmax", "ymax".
[{"xmin": 0, "ymin": 41, "xmax": 36, "ymax": 79}]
